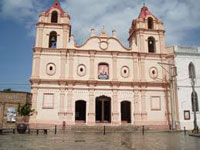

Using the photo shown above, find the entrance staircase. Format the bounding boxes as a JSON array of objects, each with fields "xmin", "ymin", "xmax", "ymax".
[{"xmin": 61, "ymin": 124, "xmax": 146, "ymax": 133}]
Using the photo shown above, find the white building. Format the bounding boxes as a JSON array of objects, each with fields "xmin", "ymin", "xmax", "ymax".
[{"xmin": 175, "ymin": 46, "xmax": 200, "ymax": 130}]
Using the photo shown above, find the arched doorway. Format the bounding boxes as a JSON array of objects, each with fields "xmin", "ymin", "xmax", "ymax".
[
  {"xmin": 75, "ymin": 100, "xmax": 86, "ymax": 123},
  {"xmin": 121, "ymin": 101, "xmax": 131, "ymax": 123},
  {"xmin": 96, "ymin": 96, "xmax": 111, "ymax": 123}
]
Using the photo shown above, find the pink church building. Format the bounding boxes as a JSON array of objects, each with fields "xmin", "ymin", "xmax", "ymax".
[{"xmin": 30, "ymin": 0, "xmax": 176, "ymax": 129}]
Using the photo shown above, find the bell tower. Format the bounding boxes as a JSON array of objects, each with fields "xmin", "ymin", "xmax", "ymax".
[
  {"xmin": 128, "ymin": 6, "xmax": 166, "ymax": 54},
  {"xmin": 30, "ymin": 1, "xmax": 71, "ymax": 125},
  {"xmin": 35, "ymin": 0, "xmax": 71, "ymax": 49},
  {"xmin": 31, "ymin": 0, "xmax": 71, "ymax": 80}
]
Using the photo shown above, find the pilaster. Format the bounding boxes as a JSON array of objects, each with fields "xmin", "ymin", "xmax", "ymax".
[
  {"xmin": 141, "ymin": 89, "xmax": 147, "ymax": 121},
  {"xmin": 112, "ymin": 52, "xmax": 118, "ymax": 81},
  {"xmin": 33, "ymin": 50, "xmax": 41, "ymax": 78},
  {"xmin": 159, "ymin": 33, "xmax": 165, "ymax": 54},
  {"xmin": 140, "ymin": 55, "xmax": 146, "ymax": 82},
  {"xmin": 66, "ymin": 86, "xmax": 73, "ymax": 124},
  {"xmin": 68, "ymin": 50, "xmax": 74, "ymax": 80},
  {"xmin": 140, "ymin": 33, "xmax": 145, "ymax": 52},
  {"xmin": 36, "ymin": 24, "xmax": 44, "ymax": 47},
  {"xmin": 29, "ymin": 88, "xmax": 38, "ymax": 123},
  {"xmin": 112, "ymin": 88, "xmax": 119, "ymax": 124},
  {"xmin": 63, "ymin": 27, "xmax": 69, "ymax": 48},
  {"xmin": 133, "ymin": 55, "xmax": 139, "ymax": 82},
  {"xmin": 60, "ymin": 51, "xmax": 66, "ymax": 79},
  {"xmin": 88, "ymin": 87, "xmax": 95, "ymax": 124},
  {"xmin": 134, "ymin": 89, "xmax": 141, "ymax": 124},
  {"xmin": 89, "ymin": 52, "xmax": 95, "ymax": 80},
  {"xmin": 58, "ymin": 89, "xmax": 65, "ymax": 120}
]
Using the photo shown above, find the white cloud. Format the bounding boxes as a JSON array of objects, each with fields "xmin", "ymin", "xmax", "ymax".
[{"xmin": 0, "ymin": 0, "xmax": 200, "ymax": 46}]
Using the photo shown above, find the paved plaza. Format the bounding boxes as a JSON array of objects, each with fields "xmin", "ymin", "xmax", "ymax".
[{"xmin": 0, "ymin": 132, "xmax": 200, "ymax": 150}]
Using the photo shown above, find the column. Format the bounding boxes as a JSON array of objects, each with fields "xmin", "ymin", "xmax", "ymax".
[
  {"xmin": 134, "ymin": 89, "xmax": 141, "ymax": 124},
  {"xmin": 133, "ymin": 55, "xmax": 139, "ymax": 82},
  {"xmin": 58, "ymin": 89, "xmax": 65, "ymax": 120},
  {"xmin": 112, "ymin": 89, "xmax": 119, "ymax": 124},
  {"xmin": 60, "ymin": 52, "xmax": 66, "ymax": 79},
  {"xmin": 66, "ymin": 87, "xmax": 73, "ymax": 124},
  {"xmin": 141, "ymin": 89, "xmax": 147, "ymax": 121},
  {"xmin": 88, "ymin": 88, "xmax": 95, "ymax": 124},
  {"xmin": 68, "ymin": 50, "xmax": 74, "ymax": 80},
  {"xmin": 112, "ymin": 53, "xmax": 118, "ymax": 81},
  {"xmin": 89, "ymin": 52, "xmax": 95, "ymax": 80}
]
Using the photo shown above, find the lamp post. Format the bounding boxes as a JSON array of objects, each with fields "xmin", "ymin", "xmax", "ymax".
[
  {"xmin": 189, "ymin": 63, "xmax": 198, "ymax": 133},
  {"xmin": 158, "ymin": 62, "xmax": 177, "ymax": 130}
]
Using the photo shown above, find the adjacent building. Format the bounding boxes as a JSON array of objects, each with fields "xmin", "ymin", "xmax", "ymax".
[
  {"xmin": 174, "ymin": 46, "xmax": 200, "ymax": 130},
  {"xmin": 30, "ymin": 0, "xmax": 175, "ymax": 129},
  {"xmin": 0, "ymin": 91, "xmax": 31, "ymax": 128}
]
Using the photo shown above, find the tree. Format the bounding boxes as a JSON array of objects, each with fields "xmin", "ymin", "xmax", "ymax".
[{"xmin": 17, "ymin": 103, "xmax": 34, "ymax": 122}]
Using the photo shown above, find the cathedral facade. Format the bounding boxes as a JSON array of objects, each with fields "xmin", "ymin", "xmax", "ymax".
[{"xmin": 30, "ymin": 0, "xmax": 174, "ymax": 129}]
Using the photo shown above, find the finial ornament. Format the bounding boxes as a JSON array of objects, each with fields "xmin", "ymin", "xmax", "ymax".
[
  {"xmin": 143, "ymin": 0, "xmax": 146, "ymax": 6},
  {"xmin": 112, "ymin": 29, "xmax": 117, "ymax": 38},
  {"xmin": 91, "ymin": 28, "xmax": 95, "ymax": 37},
  {"xmin": 100, "ymin": 26, "xmax": 107, "ymax": 37}
]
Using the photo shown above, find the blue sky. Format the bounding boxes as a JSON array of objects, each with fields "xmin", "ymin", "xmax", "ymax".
[{"xmin": 0, "ymin": 0, "xmax": 200, "ymax": 92}]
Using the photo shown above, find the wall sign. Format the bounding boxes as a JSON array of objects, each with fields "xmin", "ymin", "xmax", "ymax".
[
  {"xmin": 184, "ymin": 110, "xmax": 190, "ymax": 120},
  {"xmin": 7, "ymin": 107, "xmax": 16, "ymax": 123}
]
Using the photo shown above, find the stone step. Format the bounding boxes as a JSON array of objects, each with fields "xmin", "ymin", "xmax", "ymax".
[{"xmin": 59, "ymin": 125, "xmax": 144, "ymax": 132}]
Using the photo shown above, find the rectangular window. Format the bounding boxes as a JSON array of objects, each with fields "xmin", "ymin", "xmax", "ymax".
[
  {"xmin": 151, "ymin": 96, "xmax": 161, "ymax": 111},
  {"xmin": 43, "ymin": 93, "xmax": 54, "ymax": 109}
]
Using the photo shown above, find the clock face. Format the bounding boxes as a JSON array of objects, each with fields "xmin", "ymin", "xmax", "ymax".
[{"xmin": 100, "ymin": 42, "xmax": 108, "ymax": 50}]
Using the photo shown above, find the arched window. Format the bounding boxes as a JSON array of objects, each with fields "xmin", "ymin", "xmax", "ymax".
[
  {"xmin": 148, "ymin": 37, "xmax": 156, "ymax": 53},
  {"xmin": 49, "ymin": 31, "xmax": 57, "ymax": 48},
  {"xmin": 51, "ymin": 11, "xmax": 58, "ymax": 23},
  {"xmin": 191, "ymin": 91, "xmax": 199, "ymax": 112},
  {"xmin": 148, "ymin": 17, "xmax": 153, "ymax": 29},
  {"xmin": 98, "ymin": 63, "xmax": 109, "ymax": 80},
  {"xmin": 188, "ymin": 62, "xmax": 196, "ymax": 79}
]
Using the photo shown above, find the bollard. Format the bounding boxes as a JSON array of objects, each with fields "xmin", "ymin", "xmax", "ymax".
[
  {"xmin": 184, "ymin": 127, "xmax": 186, "ymax": 136},
  {"xmin": 28, "ymin": 129, "xmax": 30, "ymax": 134},
  {"xmin": 37, "ymin": 129, "xmax": 39, "ymax": 135},
  {"xmin": 104, "ymin": 126, "xmax": 106, "ymax": 135},
  {"xmin": 62, "ymin": 121, "xmax": 66, "ymax": 130},
  {"xmin": 142, "ymin": 126, "xmax": 144, "ymax": 135},
  {"xmin": 55, "ymin": 125, "xmax": 57, "ymax": 135},
  {"xmin": 13, "ymin": 129, "xmax": 15, "ymax": 134}
]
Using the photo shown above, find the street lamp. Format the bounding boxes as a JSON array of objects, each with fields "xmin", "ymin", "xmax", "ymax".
[
  {"xmin": 188, "ymin": 62, "xmax": 199, "ymax": 133},
  {"xmin": 158, "ymin": 62, "xmax": 177, "ymax": 130}
]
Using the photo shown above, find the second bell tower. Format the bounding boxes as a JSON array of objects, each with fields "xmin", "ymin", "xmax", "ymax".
[{"xmin": 128, "ymin": 6, "xmax": 166, "ymax": 54}]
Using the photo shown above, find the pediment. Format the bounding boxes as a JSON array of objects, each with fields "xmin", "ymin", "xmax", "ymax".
[{"xmin": 70, "ymin": 36, "xmax": 131, "ymax": 52}]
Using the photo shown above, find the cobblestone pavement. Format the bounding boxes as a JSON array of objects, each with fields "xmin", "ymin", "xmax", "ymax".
[{"xmin": 0, "ymin": 132, "xmax": 200, "ymax": 150}]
